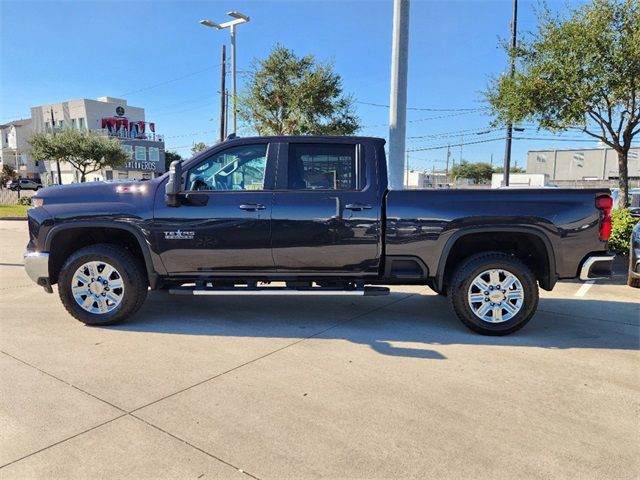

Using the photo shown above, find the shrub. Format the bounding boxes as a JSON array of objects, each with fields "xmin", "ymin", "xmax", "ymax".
[
  {"xmin": 609, "ymin": 209, "xmax": 639, "ymax": 255},
  {"xmin": 18, "ymin": 196, "xmax": 32, "ymax": 206}
]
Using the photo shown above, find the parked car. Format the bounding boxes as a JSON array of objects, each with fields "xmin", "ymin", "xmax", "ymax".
[
  {"xmin": 24, "ymin": 135, "xmax": 614, "ymax": 335},
  {"xmin": 7, "ymin": 178, "xmax": 42, "ymax": 191},
  {"xmin": 628, "ymin": 223, "xmax": 640, "ymax": 288}
]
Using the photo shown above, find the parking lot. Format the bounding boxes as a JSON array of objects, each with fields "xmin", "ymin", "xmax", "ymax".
[{"xmin": 0, "ymin": 219, "xmax": 638, "ymax": 479}]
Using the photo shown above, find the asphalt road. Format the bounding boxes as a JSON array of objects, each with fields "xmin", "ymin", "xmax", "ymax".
[{"xmin": 0, "ymin": 220, "xmax": 638, "ymax": 479}]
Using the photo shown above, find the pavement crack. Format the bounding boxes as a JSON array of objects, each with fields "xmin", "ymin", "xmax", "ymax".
[
  {"xmin": 129, "ymin": 293, "xmax": 415, "ymax": 415},
  {"xmin": 0, "ymin": 350, "xmax": 127, "ymax": 413},
  {"xmin": 0, "ymin": 414, "xmax": 127, "ymax": 470},
  {"xmin": 129, "ymin": 414, "xmax": 262, "ymax": 479}
]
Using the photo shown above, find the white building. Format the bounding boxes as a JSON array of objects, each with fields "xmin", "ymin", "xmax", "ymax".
[
  {"xmin": 0, "ymin": 118, "xmax": 44, "ymax": 179},
  {"xmin": 527, "ymin": 147, "xmax": 640, "ymax": 181},
  {"xmin": 405, "ymin": 170, "xmax": 449, "ymax": 189},
  {"xmin": 29, "ymin": 96, "xmax": 166, "ymax": 184}
]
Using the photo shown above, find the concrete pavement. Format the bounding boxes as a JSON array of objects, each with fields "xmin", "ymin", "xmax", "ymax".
[{"xmin": 0, "ymin": 220, "xmax": 638, "ymax": 479}]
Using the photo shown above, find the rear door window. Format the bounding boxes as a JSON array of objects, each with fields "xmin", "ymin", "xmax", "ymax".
[{"xmin": 287, "ymin": 143, "xmax": 363, "ymax": 190}]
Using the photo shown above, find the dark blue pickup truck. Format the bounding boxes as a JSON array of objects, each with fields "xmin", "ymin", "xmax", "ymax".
[{"xmin": 24, "ymin": 135, "xmax": 614, "ymax": 335}]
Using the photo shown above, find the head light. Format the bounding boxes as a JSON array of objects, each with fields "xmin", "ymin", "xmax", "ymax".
[{"xmin": 31, "ymin": 198, "xmax": 44, "ymax": 208}]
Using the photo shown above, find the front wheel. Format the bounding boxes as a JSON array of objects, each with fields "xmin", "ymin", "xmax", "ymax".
[
  {"xmin": 58, "ymin": 244, "xmax": 148, "ymax": 325},
  {"xmin": 449, "ymin": 252, "xmax": 539, "ymax": 335}
]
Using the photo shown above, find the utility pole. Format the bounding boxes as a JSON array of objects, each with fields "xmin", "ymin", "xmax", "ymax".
[
  {"xmin": 219, "ymin": 45, "xmax": 226, "ymax": 142},
  {"xmin": 224, "ymin": 89, "xmax": 229, "ymax": 138},
  {"xmin": 404, "ymin": 152, "xmax": 409, "ymax": 187},
  {"xmin": 459, "ymin": 135, "xmax": 463, "ymax": 166},
  {"xmin": 388, "ymin": 0, "xmax": 410, "ymax": 190},
  {"xmin": 50, "ymin": 108, "xmax": 62, "ymax": 185},
  {"xmin": 502, "ymin": 0, "xmax": 518, "ymax": 187},
  {"xmin": 445, "ymin": 144, "xmax": 451, "ymax": 182}
]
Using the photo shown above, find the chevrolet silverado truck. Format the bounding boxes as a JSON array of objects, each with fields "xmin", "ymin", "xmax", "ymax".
[{"xmin": 24, "ymin": 136, "xmax": 615, "ymax": 335}]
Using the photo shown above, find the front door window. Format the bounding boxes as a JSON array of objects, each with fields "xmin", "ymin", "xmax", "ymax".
[{"xmin": 187, "ymin": 144, "xmax": 268, "ymax": 191}]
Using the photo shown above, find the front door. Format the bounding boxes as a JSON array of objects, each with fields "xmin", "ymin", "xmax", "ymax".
[
  {"xmin": 153, "ymin": 142, "xmax": 276, "ymax": 274},
  {"xmin": 271, "ymin": 140, "xmax": 382, "ymax": 275}
]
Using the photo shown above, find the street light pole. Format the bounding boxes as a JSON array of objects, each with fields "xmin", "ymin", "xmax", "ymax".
[
  {"xmin": 230, "ymin": 24, "xmax": 237, "ymax": 134},
  {"xmin": 388, "ymin": 0, "xmax": 410, "ymax": 190},
  {"xmin": 200, "ymin": 11, "xmax": 250, "ymax": 137},
  {"xmin": 502, "ymin": 0, "xmax": 518, "ymax": 187}
]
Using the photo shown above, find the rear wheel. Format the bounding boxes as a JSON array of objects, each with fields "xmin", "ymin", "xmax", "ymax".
[
  {"xmin": 449, "ymin": 252, "xmax": 538, "ymax": 335},
  {"xmin": 58, "ymin": 244, "xmax": 148, "ymax": 325}
]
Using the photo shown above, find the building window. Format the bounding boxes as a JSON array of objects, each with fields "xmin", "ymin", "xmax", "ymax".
[
  {"xmin": 71, "ymin": 119, "xmax": 77, "ymax": 129},
  {"xmin": 117, "ymin": 172, "xmax": 128, "ymax": 180},
  {"xmin": 122, "ymin": 145, "xmax": 133, "ymax": 158},
  {"xmin": 79, "ymin": 118, "xmax": 85, "ymax": 129},
  {"xmin": 57, "ymin": 120, "xmax": 66, "ymax": 130},
  {"xmin": 135, "ymin": 146, "xmax": 146, "ymax": 161},
  {"xmin": 44, "ymin": 122, "xmax": 51, "ymax": 133},
  {"xmin": 148, "ymin": 147, "xmax": 159, "ymax": 162},
  {"xmin": 536, "ymin": 154, "xmax": 546, "ymax": 163}
]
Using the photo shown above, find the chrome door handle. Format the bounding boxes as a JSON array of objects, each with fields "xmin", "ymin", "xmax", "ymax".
[
  {"xmin": 344, "ymin": 203, "xmax": 372, "ymax": 211},
  {"xmin": 239, "ymin": 204, "xmax": 266, "ymax": 211}
]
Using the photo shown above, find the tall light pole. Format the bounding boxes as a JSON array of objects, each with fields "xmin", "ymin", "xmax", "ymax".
[
  {"xmin": 388, "ymin": 0, "xmax": 410, "ymax": 190},
  {"xmin": 502, "ymin": 0, "xmax": 518, "ymax": 186},
  {"xmin": 200, "ymin": 11, "xmax": 250, "ymax": 136}
]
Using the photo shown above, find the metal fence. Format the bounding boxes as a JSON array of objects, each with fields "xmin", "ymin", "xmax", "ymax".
[{"xmin": 0, "ymin": 189, "xmax": 19, "ymax": 205}]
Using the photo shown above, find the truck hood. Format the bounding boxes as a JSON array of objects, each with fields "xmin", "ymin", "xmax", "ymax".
[{"xmin": 33, "ymin": 179, "xmax": 162, "ymax": 221}]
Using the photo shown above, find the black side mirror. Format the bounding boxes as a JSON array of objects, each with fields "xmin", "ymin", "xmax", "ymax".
[
  {"xmin": 630, "ymin": 207, "xmax": 640, "ymax": 218},
  {"xmin": 165, "ymin": 160, "xmax": 183, "ymax": 207}
]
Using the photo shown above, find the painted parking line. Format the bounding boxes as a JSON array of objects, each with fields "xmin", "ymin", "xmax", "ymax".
[{"xmin": 575, "ymin": 280, "xmax": 595, "ymax": 297}]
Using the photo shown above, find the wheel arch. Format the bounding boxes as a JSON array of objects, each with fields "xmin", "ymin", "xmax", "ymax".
[
  {"xmin": 436, "ymin": 226, "xmax": 557, "ymax": 293},
  {"xmin": 44, "ymin": 221, "xmax": 162, "ymax": 288}
]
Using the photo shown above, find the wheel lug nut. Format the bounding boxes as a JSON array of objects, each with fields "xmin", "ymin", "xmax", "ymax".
[
  {"xmin": 105, "ymin": 287, "xmax": 109, "ymax": 291},
  {"xmin": 489, "ymin": 286, "xmax": 493, "ymax": 290},
  {"xmin": 484, "ymin": 291, "xmax": 489, "ymax": 295},
  {"xmin": 490, "ymin": 302, "xmax": 495, "ymax": 306},
  {"xmin": 502, "ymin": 290, "xmax": 506, "ymax": 294},
  {"xmin": 485, "ymin": 297, "xmax": 489, "ymax": 302},
  {"xmin": 101, "ymin": 293, "xmax": 106, "ymax": 297}
]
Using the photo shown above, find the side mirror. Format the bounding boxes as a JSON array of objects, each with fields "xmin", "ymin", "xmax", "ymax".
[{"xmin": 165, "ymin": 160, "xmax": 183, "ymax": 207}]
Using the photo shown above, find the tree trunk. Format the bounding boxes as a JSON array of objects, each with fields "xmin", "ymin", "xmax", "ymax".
[
  {"xmin": 80, "ymin": 172, "xmax": 86, "ymax": 183},
  {"xmin": 617, "ymin": 151, "xmax": 629, "ymax": 209}
]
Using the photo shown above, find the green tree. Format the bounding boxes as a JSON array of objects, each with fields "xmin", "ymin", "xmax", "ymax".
[
  {"xmin": 29, "ymin": 129, "xmax": 129, "ymax": 182},
  {"xmin": 239, "ymin": 45, "xmax": 360, "ymax": 135},
  {"xmin": 451, "ymin": 161, "xmax": 495, "ymax": 184},
  {"xmin": 165, "ymin": 150, "xmax": 182, "ymax": 171},
  {"xmin": 0, "ymin": 164, "xmax": 16, "ymax": 187},
  {"xmin": 486, "ymin": 0, "xmax": 639, "ymax": 207},
  {"xmin": 493, "ymin": 165, "xmax": 526, "ymax": 174},
  {"xmin": 191, "ymin": 142, "xmax": 208, "ymax": 156}
]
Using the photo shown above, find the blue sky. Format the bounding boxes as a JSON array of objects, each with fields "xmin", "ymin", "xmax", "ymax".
[{"xmin": 1, "ymin": 0, "xmax": 603, "ymax": 171}]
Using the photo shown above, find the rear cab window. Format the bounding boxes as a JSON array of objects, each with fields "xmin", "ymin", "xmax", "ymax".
[{"xmin": 287, "ymin": 143, "xmax": 365, "ymax": 190}]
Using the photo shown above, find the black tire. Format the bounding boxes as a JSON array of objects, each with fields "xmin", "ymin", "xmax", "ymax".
[
  {"xmin": 449, "ymin": 252, "xmax": 538, "ymax": 335},
  {"xmin": 58, "ymin": 244, "xmax": 148, "ymax": 325}
]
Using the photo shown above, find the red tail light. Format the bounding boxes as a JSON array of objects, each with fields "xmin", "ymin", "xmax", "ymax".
[{"xmin": 596, "ymin": 195, "xmax": 613, "ymax": 241}]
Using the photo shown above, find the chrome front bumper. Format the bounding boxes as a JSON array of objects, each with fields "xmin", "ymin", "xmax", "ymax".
[
  {"xmin": 579, "ymin": 254, "xmax": 615, "ymax": 281},
  {"xmin": 24, "ymin": 251, "xmax": 52, "ymax": 292}
]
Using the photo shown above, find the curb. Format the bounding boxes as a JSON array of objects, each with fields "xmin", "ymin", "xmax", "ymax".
[{"xmin": 0, "ymin": 217, "xmax": 27, "ymax": 221}]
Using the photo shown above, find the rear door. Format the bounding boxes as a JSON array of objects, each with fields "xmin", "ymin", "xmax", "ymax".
[{"xmin": 271, "ymin": 139, "xmax": 382, "ymax": 275}]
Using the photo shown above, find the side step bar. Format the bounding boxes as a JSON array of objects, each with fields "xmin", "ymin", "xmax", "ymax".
[{"xmin": 168, "ymin": 286, "xmax": 390, "ymax": 297}]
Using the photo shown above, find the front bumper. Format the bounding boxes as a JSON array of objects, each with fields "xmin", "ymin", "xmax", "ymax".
[
  {"xmin": 579, "ymin": 254, "xmax": 615, "ymax": 281},
  {"xmin": 23, "ymin": 251, "xmax": 52, "ymax": 293}
]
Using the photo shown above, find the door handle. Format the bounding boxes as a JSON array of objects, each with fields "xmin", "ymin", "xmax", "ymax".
[
  {"xmin": 239, "ymin": 204, "xmax": 266, "ymax": 211},
  {"xmin": 344, "ymin": 203, "xmax": 372, "ymax": 211}
]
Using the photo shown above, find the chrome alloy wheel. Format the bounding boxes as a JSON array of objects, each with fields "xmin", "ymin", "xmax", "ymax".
[
  {"xmin": 71, "ymin": 261, "xmax": 125, "ymax": 314},
  {"xmin": 467, "ymin": 269, "xmax": 524, "ymax": 323}
]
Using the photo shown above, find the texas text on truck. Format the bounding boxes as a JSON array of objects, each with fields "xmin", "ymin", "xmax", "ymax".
[{"xmin": 24, "ymin": 136, "xmax": 614, "ymax": 335}]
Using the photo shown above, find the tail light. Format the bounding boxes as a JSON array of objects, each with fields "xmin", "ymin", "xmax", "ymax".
[{"xmin": 595, "ymin": 195, "xmax": 613, "ymax": 241}]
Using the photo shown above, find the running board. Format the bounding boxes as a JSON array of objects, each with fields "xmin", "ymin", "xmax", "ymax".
[{"xmin": 168, "ymin": 286, "xmax": 390, "ymax": 297}]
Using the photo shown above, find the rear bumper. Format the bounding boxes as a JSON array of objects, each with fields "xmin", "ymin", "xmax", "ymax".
[
  {"xmin": 579, "ymin": 254, "xmax": 615, "ymax": 281},
  {"xmin": 23, "ymin": 251, "xmax": 53, "ymax": 293}
]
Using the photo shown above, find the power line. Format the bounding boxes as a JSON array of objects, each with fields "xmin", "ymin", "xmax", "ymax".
[
  {"xmin": 117, "ymin": 65, "xmax": 221, "ymax": 97},
  {"xmin": 356, "ymin": 100, "xmax": 484, "ymax": 112}
]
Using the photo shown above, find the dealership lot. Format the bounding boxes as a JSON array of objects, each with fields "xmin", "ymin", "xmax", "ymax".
[{"xmin": 0, "ymin": 220, "xmax": 638, "ymax": 479}]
